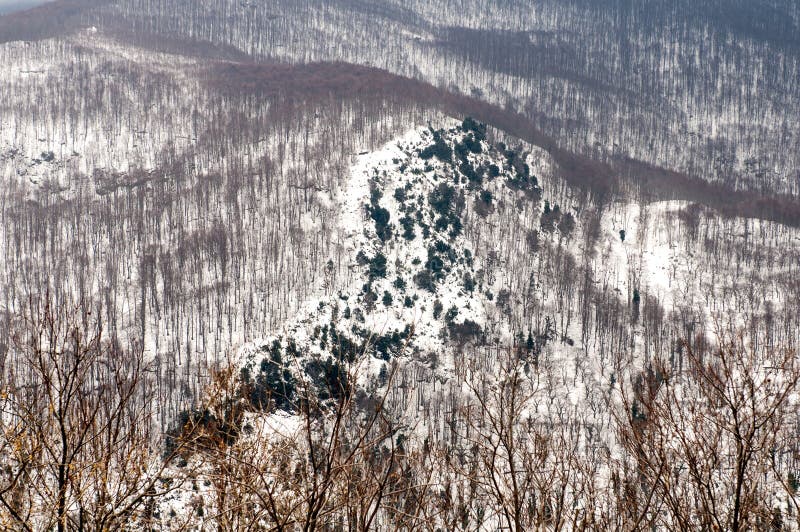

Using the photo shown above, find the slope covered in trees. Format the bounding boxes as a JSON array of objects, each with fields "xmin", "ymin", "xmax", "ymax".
[
  {"xmin": 1, "ymin": 1, "xmax": 800, "ymax": 529},
  {"xmin": 91, "ymin": 0, "xmax": 800, "ymax": 195}
]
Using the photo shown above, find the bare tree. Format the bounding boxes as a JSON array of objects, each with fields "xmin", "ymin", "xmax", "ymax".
[
  {"xmin": 618, "ymin": 331, "xmax": 800, "ymax": 531},
  {"xmin": 0, "ymin": 294, "xmax": 194, "ymax": 531},
  {"xmin": 451, "ymin": 351, "xmax": 578, "ymax": 531},
  {"xmin": 188, "ymin": 346, "xmax": 430, "ymax": 531}
]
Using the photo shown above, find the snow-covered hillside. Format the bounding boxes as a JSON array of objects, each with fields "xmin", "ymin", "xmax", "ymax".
[
  {"xmin": 239, "ymin": 123, "xmax": 544, "ymax": 380},
  {"xmin": 3, "ymin": 0, "xmax": 800, "ymax": 526},
  {"xmin": 143, "ymin": 120, "xmax": 800, "ymax": 529}
]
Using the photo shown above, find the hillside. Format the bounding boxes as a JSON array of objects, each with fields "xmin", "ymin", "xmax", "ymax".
[
  {"xmin": 143, "ymin": 121, "xmax": 800, "ymax": 529},
  {"xmin": 1, "ymin": 1, "xmax": 800, "ymax": 530}
]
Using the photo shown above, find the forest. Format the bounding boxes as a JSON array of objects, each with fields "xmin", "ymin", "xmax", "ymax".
[{"xmin": 1, "ymin": 0, "xmax": 799, "ymax": 530}]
